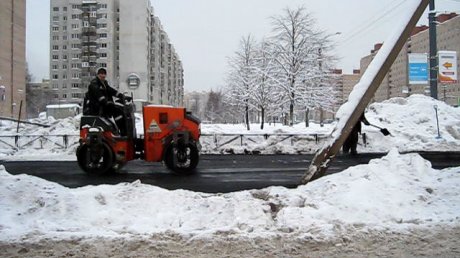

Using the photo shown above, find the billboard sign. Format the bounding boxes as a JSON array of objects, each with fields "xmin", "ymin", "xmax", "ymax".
[
  {"xmin": 438, "ymin": 51, "xmax": 458, "ymax": 83},
  {"xmin": 408, "ymin": 53, "xmax": 428, "ymax": 85}
]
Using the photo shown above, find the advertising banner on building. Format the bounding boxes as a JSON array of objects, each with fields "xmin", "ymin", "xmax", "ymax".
[
  {"xmin": 408, "ymin": 53, "xmax": 428, "ymax": 85},
  {"xmin": 438, "ymin": 51, "xmax": 458, "ymax": 83}
]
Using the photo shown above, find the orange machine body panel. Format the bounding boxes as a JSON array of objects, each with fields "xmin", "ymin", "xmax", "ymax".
[{"xmin": 143, "ymin": 105, "xmax": 200, "ymax": 162}]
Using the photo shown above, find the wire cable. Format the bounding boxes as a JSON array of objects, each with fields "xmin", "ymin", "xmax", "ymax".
[{"xmin": 340, "ymin": 0, "xmax": 408, "ymax": 45}]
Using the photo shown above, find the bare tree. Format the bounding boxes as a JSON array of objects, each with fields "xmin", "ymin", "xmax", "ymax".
[
  {"xmin": 226, "ymin": 35, "xmax": 258, "ymax": 130},
  {"xmin": 297, "ymin": 36, "xmax": 339, "ymax": 127},
  {"xmin": 249, "ymin": 40, "xmax": 280, "ymax": 129},
  {"xmin": 270, "ymin": 7, "xmax": 323, "ymax": 126},
  {"xmin": 223, "ymin": 7, "xmax": 339, "ymax": 128},
  {"xmin": 205, "ymin": 90, "xmax": 225, "ymax": 123}
]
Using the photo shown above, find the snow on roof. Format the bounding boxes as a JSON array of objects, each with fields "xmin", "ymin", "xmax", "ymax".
[{"xmin": 145, "ymin": 104, "xmax": 174, "ymax": 108}]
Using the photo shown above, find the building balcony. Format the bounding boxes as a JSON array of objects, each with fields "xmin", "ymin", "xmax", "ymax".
[
  {"xmin": 81, "ymin": 41, "xmax": 98, "ymax": 47},
  {"xmin": 81, "ymin": 50, "xmax": 98, "ymax": 57},
  {"xmin": 81, "ymin": 56, "xmax": 98, "ymax": 62},
  {"xmin": 81, "ymin": 29, "xmax": 97, "ymax": 37}
]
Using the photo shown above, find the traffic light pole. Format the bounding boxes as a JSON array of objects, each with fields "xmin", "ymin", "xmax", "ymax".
[{"xmin": 429, "ymin": 0, "xmax": 438, "ymax": 99}]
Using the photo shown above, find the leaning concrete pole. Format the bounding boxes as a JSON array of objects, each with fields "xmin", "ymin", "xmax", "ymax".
[{"xmin": 301, "ymin": 0, "xmax": 430, "ymax": 184}]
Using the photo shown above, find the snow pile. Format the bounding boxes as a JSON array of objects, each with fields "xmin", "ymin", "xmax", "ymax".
[
  {"xmin": 200, "ymin": 122, "xmax": 333, "ymax": 154},
  {"xmin": 0, "ymin": 115, "xmax": 81, "ymax": 159},
  {"xmin": 0, "ymin": 115, "xmax": 79, "ymax": 136},
  {"xmin": 360, "ymin": 95, "xmax": 460, "ymax": 152},
  {"xmin": 1, "ymin": 150, "xmax": 459, "ymax": 241}
]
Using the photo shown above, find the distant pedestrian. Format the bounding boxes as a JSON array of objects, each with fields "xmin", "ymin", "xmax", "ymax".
[{"xmin": 343, "ymin": 112, "xmax": 370, "ymax": 155}]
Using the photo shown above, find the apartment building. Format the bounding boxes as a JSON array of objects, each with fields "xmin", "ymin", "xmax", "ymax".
[
  {"xmin": 0, "ymin": 0, "xmax": 26, "ymax": 118},
  {"xmin": 332, "ymin": 69, "xmax": 361, "ymax": 106},
  {"xmin": 361, "ymin": 13, "xmax": 460, "ymax": 106},
  {"xmin": 49, "ymin": 0, "xmax": 184, "ymax": 108}
]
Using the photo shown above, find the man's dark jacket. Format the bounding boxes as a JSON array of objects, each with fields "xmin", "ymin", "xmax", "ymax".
[{"xmin": 84, "ymin": 77, "xmax": 120, "ymax": 116}]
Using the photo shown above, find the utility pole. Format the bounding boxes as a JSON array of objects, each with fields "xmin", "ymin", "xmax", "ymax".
[
  {"xmin": 302, "ymin": 0, "xmax": 430, "ymax": 184},
  {"xmin": 10, "ymin": 0, "xmax": 15, "ymax": 117},
  {"xmin": 429, "ymin": 0, "xmax": 438, "ymax": 99}
]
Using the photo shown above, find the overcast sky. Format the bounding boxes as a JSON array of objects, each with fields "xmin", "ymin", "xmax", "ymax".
[{"xmin": 26, "ymin": 0, "xmax": 460, "ymax": 91}]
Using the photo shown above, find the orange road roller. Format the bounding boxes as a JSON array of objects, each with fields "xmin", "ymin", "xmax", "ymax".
[{"xmin": 77, "ymin": 98, "xmax": 201, "ymax": 175}]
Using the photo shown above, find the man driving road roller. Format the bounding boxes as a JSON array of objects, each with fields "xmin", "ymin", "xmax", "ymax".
[{"xmin": 83, "ymin": 68, "xmax": 131, "ymax": 135}]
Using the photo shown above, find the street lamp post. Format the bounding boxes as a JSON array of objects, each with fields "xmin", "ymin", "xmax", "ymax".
[{"xmin": 429, "ymin": 0, "xmax": 438, "ymax": 99}]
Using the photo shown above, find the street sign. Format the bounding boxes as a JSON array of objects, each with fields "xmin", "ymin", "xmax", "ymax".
[
  {"xmin": 438, "ymin": 51, "xmax": 458, "ymax": 83},
  {"xmin": 408, "ymin": 53, "xmax": 428, "ymax": 85}
]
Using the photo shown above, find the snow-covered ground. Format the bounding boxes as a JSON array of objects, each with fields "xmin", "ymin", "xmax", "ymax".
[
  {"xmin": 1, "ymin": 95, "xmax": 459, "ymax": 160},
  {"xmin": 0, "ymin": 150, "xmax": 459, "ymax": 256}
]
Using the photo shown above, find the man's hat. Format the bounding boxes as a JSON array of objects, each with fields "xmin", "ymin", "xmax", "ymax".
[{"xmin": 97, "ymin": 68, "xmax": 107, "ymax": 75}]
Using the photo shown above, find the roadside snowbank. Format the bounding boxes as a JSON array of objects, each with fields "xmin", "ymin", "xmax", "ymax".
[
  {"xmin": 1, "ymin": 150, "xmax": 459, "ymax": 242},
  {"xmin": 357, "ymin": 95, "xmax": 460, "ymax": 152}
]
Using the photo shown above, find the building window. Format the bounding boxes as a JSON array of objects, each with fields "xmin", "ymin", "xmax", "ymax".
[
  {"xmin": 53, "ymin": 7, "xmax": 59, "ymax": 12},
  {"xmin": 63, "ymin": 45, "xmax": 67, "ymax": 50},
  {"xmin": 63, "ymin": 35, "xmax": 67, "ymax": 40},
  {"xmin": 99, "ymin": 33, "xmax": 107, "ymax": 38},
  {"xmin": 52, "ymin": 74, "xmax": 59, "ymax": 79},
  {"xmin": 52, "ymin": 45, "xmax": 59, "ymax": 50},
  {"xmin": 72, "ymin": 53, "xmax": 80, "ymax": 59},
  {"xmin": 63, "ymin": 16, "xmax": 67, "ymax": 21},
  {"xmin": 72, "ymin": 24, "xmax": 79, "ymax": 29},
  {"xmin": 52, "ymin": 55, "xmax": 59, "ymax": 60},
  {"xmin": 72, "ymin": 83, "xmax": 80, "ymax": 88},
  {"xmin": 100, "ymin": 53, "xmax": 107, "ymax": 58},
  {"xmin": 72, "ymin": 93, "xmax": 81, "ymax": 98},
  {"xmin": 62, "ymin": 55, "xmax": 67, "ymax": 60},
  {"xmin": 62, "ymin": 94, "xmax": 67, "ymax": 99},
  {"xmin": 52, "ymin": 64, "xmax": 58, "ymax": 70},
  {"xmin": 54, "ymin": 94, "xmax": 59, "ymax": 99},
  {"xmin": 63, "ymin": 7, "xmax": 67, "ymax": 12},
  {"xmin": 72, "ymin": 73, "xmax": 80, "ymax": 79},
  {"xmin": 63, "ymin": 64, "xmax": 67, "ymax": 69},
  {"xmin": 52, "ymin": 35, "xmax": 59, "ymax": 41},
  {"xmin": 62, "ymin": 26, "xmax": 67, "ymax": 31},
  {"xmin": 71, "ymin": 34, "xmax": 80, "ymax": 39},
  {"xmin": 97, "ymin": 23, "xmax": 107, "ymax": 29},
  {"xmin": 52, "ymin": 26, "xmax": 59, "ymax": 31},
  {"xmin": 72, "ymin": 4, "xmax": 80, "ymax": 9},
  {"xmin": 62, "ymin": 83, "xmax": 67, "ymax": 89},
  {"xmin": 52, "ymin": 16, "xmax": 59, "ymax": 22},
  {"xmin": 71, "ymin": 43, "xmax": 80, "ymax": 49},
  {"xmin": 99, "ymin": 63, "xmax": 107, "ymax": 68},
  {"xmin": 100, "ymin": 43, "xmax": 107, "ymax": 48}
]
